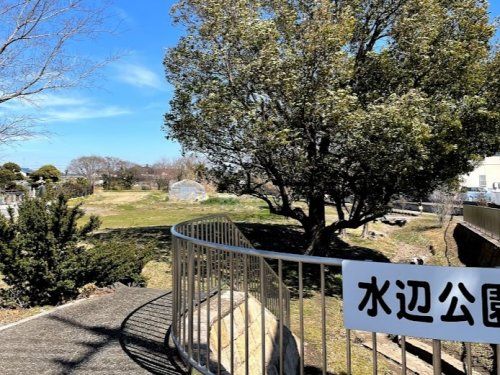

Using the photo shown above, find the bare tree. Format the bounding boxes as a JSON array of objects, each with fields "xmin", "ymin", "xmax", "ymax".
[
  {"xmin": 101, "ymin": 156, "xmax": 134, "ymax": 176},
  {"xmin": 67, "ymin": 155, "xmax": 106, "ymax": 186},
  {"xmin": 431, "ymin": 188, "xmax": 461, "ymax": 228},
  {"xmin": 0, "ymin": 0, "xmax": 115, "ymax": 144},
  {"xmin": 151, "ymin": 158, "xmax": 181, "ymax": 190}
]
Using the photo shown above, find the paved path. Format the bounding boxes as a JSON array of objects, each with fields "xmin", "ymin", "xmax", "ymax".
[{"xmin": 0, "ymin": 286, "xmax": 187, "ymax": 375}]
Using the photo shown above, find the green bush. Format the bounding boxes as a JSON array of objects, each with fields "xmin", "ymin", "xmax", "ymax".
[
  {"xmin": 0, "ymin": 194, "xmax": 156, "ymax": 307},
  {"xmin": 85, "ymin": 240, "xmax": 154, "ymax": 287},
  {"xmin": 201, "ymin": 196, "xmax": 239, "ymax": 205},
  {"xmin": 0, "ymin": 195, "xmax": 100, "ymax": 306},
  {"xmin": 60, "ymin": 178, "xmax": 92, "ymax": 198}
]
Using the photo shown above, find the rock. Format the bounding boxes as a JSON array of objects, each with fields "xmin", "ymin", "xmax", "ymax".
[
  {"xmin": 368, "ymin": 230, "xmax": 386, "ymax": 239},
  {"xmin": 381, "ymin": 216, "xmax": 407, "ymax": 227},
  {"xmin": 408, "ymin": 257, "xmax": 424, "ymax": 265},
  {"xmin": 187, "ymin": 291, "xmax": 300, "ymax": 374}
]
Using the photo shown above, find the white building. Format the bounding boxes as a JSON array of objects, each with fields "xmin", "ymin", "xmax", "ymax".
[{"xmin": 461, "ymin": 154, "xmax": 500, "ymax": 189}]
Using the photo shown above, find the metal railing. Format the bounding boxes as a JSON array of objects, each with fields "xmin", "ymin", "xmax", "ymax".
[
  {"xmin": 171, "ymin": 215, "xmax": 500, "ymax": 374},
  {"xmin": 463, "ymin": 204, "xmax": 500, "ymax": 240}
]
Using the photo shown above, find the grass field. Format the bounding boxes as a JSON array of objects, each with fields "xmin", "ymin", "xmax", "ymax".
[
  {"xmin": 74, "ymin": 190, "xmax": 293, "ymax": 228},
  {"xmin": 77, "ymin": 190, "xmax": 459, "ymax": 266}
]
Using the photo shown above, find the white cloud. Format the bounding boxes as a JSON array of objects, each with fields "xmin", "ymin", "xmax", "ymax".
[
  {"xmin": 33, "ymin": 94, "xmax": 89, "ymax": 107},
  {"xmin": 114, "ymin": 63, "xmax": 164, "ymax": 90},
  {"xmin": 0, "ymin": 94, "xmax": 130, "ymax": 123},
  {"xmin": 42, "ymin": 106, "xmax": 130, "ymax": 122}
]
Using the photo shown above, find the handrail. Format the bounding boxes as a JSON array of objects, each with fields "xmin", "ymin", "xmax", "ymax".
[
  {"xmin": 172, "ymin": 215, "xmax": 292, "ymax": 320},
  {"xmin": 463, "ymin": 204, "xmax": 500, "ymax": 239},
  {"xmin": 170, "ymin": 214, "xmax": 500, "ymax": 375},
  {"xmin": 171, "ymin": 221, "xmax": 344, "ymax": 266}
]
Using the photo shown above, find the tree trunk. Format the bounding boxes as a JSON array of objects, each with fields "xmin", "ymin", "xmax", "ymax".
[
  {"xmin": 305, "ymin": 193, "xmax": 326, "ymax": 237},
  {"xmin": 302, "ymin": 194, "xmax": 332, "ymax": 256},
  {"xmin": 361, "ymin": 222, "xmax": 369, "ymax": 238}
]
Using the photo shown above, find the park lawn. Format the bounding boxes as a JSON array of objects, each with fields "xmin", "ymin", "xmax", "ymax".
[
  {"xmin": 75, "ymin": 190, "xmax": 296, "ymax": 228},
  {"xmin": 141, "ymin": 260, "xmax": 172, "ymax": 290},
  {"xmin": 77, "ymin": 190, "xmax": 458, "ymax": 267},
  {"xmin": 345, "ymin": 214, "xmax": 461, "ymax": 266}
]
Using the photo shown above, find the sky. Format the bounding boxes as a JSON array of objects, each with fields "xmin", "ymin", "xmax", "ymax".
[
  {"xmin": 0, "ymin": 0, "xmax": 499, "ymax": 172},
  {"xmin": 0, "ymin": 0, "xmax": 182, "ymax": 171}
]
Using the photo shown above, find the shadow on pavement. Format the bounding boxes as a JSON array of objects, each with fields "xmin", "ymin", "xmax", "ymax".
[
  {"xmin": 47, "ymin": 292, "xmax": 186, "ymax": 375},
  {"xmin": 120, "ymin": 292, "xmax": 187, "ymax": 375}
]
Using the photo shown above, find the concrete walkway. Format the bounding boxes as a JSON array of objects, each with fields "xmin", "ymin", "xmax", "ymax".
[{"xmin": 0, "ymin": 286, "xmax": 187, "ymax": 375}]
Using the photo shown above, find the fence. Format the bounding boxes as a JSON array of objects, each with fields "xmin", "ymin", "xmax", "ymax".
[
  {"xmin": 171, "ymin": 215, "xmax": 500, "ymax": 375},
  {"xmin": 463, "ymin": 204, "xmax": 500, "ymax": 240}
]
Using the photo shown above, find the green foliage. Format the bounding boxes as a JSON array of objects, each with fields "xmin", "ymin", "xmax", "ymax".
[
  {"xmin": 30, "ymin": 164, "xmax": 61, "ymax": 183},
  {"xmin": 0, "ymin": 195, "xmax": 100, "ymax": 306},
  {"xmin": 0, "ymin": 169, "xmax": 17, "ymax": 188},
  {"xmin": 85, "ymin": 240, "xmax": 154, "ymax": 287},
  {"xmin": 0, "ymin": 162, "xmax": 24, "ymax": 189},
  {"xmin": 102, "ymin": 166, "xmax": 140, "ymax": 190},
  {"xmin": 164, "ymin": 0, "xmax": 499, "ymax": 254},
  {"xmin": 59, "ymin": 178, "xmax": 92, "ymax": 199},
  {"xmin": 2, "ymin": 162, "xmax": 21, "ymax": 173},
  {"xmin": 201, "ymin": 197, "xmax": 238, "ymax": 205}
]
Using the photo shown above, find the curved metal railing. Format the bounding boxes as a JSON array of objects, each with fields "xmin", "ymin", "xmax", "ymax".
[{"xmin": 171, "ymin": 215, "xmax": 500, "ymax": 375}]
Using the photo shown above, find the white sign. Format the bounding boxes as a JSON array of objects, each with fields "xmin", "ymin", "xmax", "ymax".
[{"xmin": 342, "ymin": 260, "xmax": 500, "ymax": 344}]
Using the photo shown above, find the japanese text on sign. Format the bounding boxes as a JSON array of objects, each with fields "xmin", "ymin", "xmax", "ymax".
[{"xmin": 342, "ymin": 261, "xmax": 500, "ymax": 344}]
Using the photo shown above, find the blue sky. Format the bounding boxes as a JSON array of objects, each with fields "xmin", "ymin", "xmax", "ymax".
[
  {"xmin": 0, "ymin": 0, "xmax": 182, "ymax": 171},
  {"xmin": 0, "ymin": 0, "xmax": 498, "ymax": 171}
]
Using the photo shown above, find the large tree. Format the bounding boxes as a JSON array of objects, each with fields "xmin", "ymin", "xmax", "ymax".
[
  {"xmin": 164, "ymin": 0, "xmax": 499, "ymax": 255},
  {"xmin": 30, "ymin": 164, "xmax": 61, "ymax": 183}
]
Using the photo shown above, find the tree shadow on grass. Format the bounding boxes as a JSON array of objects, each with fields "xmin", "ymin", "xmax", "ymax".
[
  {"xmin": 90, "ymin": 222, "xmax": 389, "ymax": 297},
  {"xmin": 237, "ymin": 222, "xmax": 390, "ymax": 297},
  {"xmin": 91, "ymin": 225, "xmax": 173, "ymax": 260},
  {"xmin": 237, "ymin": 222, "xmax": 389, "ymax": 261}
]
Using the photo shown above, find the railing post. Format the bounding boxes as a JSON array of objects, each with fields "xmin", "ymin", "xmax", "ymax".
[
  {"xmin": 321, "ymin": 264, "xmax": 327, "ymax": 375},
  {"xmin": 260, "ymin": 256, "xmax": 266, "ymax": 375},
  {"xmin": 244, "ymin": 254, "xmax": 249, "ymax": 375},
  {"xmin": 172, "ymin": 237, "xmax": 178, "ymax": 337},
  {"xmin": 299, "ymin": 261, "xmax": 304, "ymax": 375},
  {"xmin": 432, "ymin": 339, "xmax": 442, "ymax": 375},
  {"xmin": 187, "ymin": 240, "xmax": 195, "ymax": 360},
  {"xmin": 278, "ymin": 259, "xmax": 284, "ymax": 375}
]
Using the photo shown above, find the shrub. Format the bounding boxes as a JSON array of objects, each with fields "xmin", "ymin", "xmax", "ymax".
[
  {"xmin": 0, "ymin": 194, "xmax": 155, "ymax": 307},
  {"xmin": 60, "ymin": 178, "xmax": 92, "ymax": 198},
  {"xmin": 85, "ymin": 240, "xmax": 154, "ymax": 287},
  {"xmin": 0, "ymin": 195, "xmax": 100, "ymax": 306}
]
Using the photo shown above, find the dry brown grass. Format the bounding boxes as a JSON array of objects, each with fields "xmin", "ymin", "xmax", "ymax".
[
  {"xmin": 0, "ymin": 306, "xmax": 51, "ymax": 325},
  {"xmin": 142, "ymin": 261, "xmax": 172, "ymax": 290}
]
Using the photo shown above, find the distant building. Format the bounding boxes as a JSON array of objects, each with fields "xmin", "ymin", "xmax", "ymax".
[
  {"xmin": 461, "ymin": 154, "xmax": 500, "ymax": 189},
  {"xmin": 0, "ymin": 190, "xmax": 25, "ymax": 218}
]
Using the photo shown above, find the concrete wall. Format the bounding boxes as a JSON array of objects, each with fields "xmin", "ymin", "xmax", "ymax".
[{"xmin": 454, "ymin": 222, "xmax": 500, "ymax": 267}]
